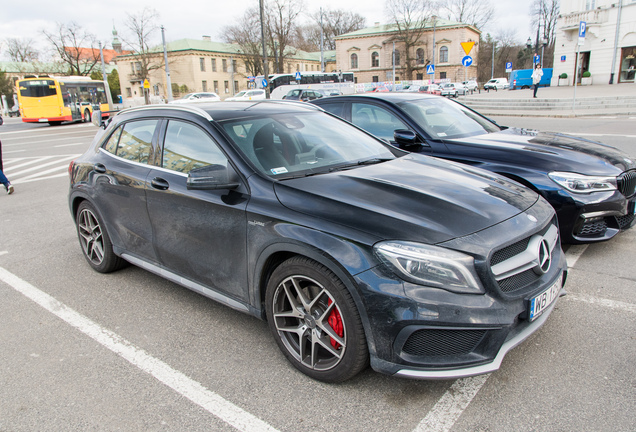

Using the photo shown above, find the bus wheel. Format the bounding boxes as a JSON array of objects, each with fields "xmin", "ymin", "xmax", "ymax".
[{"xmin": 84, "ymin": 109, "xmax": 91, "ymax": 123}]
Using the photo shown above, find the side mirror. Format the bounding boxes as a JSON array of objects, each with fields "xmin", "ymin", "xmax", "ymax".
[
  {"xmin": 187, "ymin": 164, "xmax": 240, "ymax": 190},
  {"xmin": 394, "ymin": 129, "xmax": 422, "ymax": 150},
  {"xmin": 91, "ymin": 110, "xmax": 104, "ymax": 128}
]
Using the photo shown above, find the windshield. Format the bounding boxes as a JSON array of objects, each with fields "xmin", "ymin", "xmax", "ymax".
[
  {"xmin": 234, "ymin": 91, "xmax": 247, "ymax": 98},
  {"xmin": 397, "ymin": 97, "xmax": 501, "ymax": 139},
  {"xmin": 220, "ymin": 112, "xmax": 395, "ymax": 178}
]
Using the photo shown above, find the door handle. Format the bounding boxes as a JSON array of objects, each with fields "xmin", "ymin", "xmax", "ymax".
[
  {"xmin": 151, "ymin": 177, "xmax": 170, "ymax": 190},
  {"xmin": 94, "ymin": 163, "xmax": 106, "ymax": 173}
]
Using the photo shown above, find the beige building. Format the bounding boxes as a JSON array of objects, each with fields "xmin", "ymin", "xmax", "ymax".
[
  {"xmin": 335, "ymin": 20, "xmax": 480, "ymax": 84},
  {"xmin": 114, "ymin": 37, "xmax": 334, "ymax": 104}
]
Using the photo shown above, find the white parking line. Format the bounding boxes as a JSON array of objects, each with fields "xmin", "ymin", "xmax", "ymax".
[
  {"xmin": 567, "ymin": 293, "xmax": 636, "ymax": 314},
  {"xmin": 413, "ymin": 375, "xmax": 490, "ymax": 432},
  {"xmin": 565, "ymin": 245, "xmax": 589, "ymax": 268},
  {"xmin": 0, "ymin": 267, "xmax": 280, "ymax": 432}
]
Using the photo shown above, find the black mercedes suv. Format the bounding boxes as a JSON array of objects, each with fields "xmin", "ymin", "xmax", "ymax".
[{"xmin": 69, "ymin": 102, "xmax": 567, "ymax": 382}]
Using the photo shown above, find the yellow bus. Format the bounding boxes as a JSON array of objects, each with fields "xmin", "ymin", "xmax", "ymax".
[{"xmin": 17, "ymin": 75, "xmax": 110, "ymax": 125}]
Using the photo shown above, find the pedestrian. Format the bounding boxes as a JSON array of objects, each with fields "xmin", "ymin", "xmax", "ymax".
[
  {"xmin": 0, "ymin": 139, "xmax": 14, "ymax": 195},
  {"xmin": 532, "ymin": 63, "xmax": 543, "ymax": 98}
]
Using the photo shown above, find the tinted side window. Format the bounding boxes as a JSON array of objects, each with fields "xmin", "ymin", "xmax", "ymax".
[
  {"xmin": 116, "ymin": 120, "xmax": 158, "ymax": 163},
  {"xmin": 318, "ymin": 102, "xmax": 346, "ymax": 119},
  {"xmin": 162, "ymin": 120, "xmax": 227, "ymax": 174},
  {"xmin": 351, "ymin": 103, "xmax": 409, "ymax": 142},
  {"xmin": 103, "ymin": 126, "xmax": 123, "ymax": 154}
]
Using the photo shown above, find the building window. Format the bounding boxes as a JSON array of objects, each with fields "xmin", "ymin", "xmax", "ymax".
[
  {"xmin": 296, "ymin": 64, "xmax": 300, "ymax": 71},
  {"xmin": 222, "ymin": 59, "xmax": 228, "ymax": 72},
  {"xmin": 372, "ymin": 76, "xmax": 379, "ymax": 82},
  {"xmin": 126, "ymin": 87, "xmax": 132, "ymax": 98},
  {"xmin": 200, "ymin": 58, "xmax": 206, "ymax": 72},
  {"xmin": 202, "ymin": 80, "xmax": 208, "ymax": 91},
  {"xmin": 211, "ymin": 58, "xmax": 217, "ymax": 72},
  {"xmin": 214, "ymin": 80, "xmax": 219, "ymax": 93},
  {"xmin": 153, "ymin": 85, "xmax": 159, "ymax": 96},
  {"xmin": 351, "ymin": 53, "xmax": 358, "ymax": 69},
  {"xmin": 440, "ymin": 72, "xmax": 447, "ymax": 79},
  {"xmin": 224, "ymin": 81, "xmax": 229, "ymax": 93},
  {"xmin": 393, "ymin": 50, "xmax": 400, "ymax": 66},
  {"xmin": 416, "ymin": 48, "xmax": 425, "ymax": 65},
  {"xmin": 232, "ymin": 59, "xmax": 237, "ymax": 72},
  {"xmin": 234, "ymin": 81, "xmax": 239, "ymax": 92},
  {"xmin": 371, "ymin": 51, "xmax": 379, "ymax": 67},
  {"xmin": 439, "ymin": 46, "xmax": 449, "ymax": 63},
  {"xmin": 416, "ymin": 73, "xmax": 423, "ymax": 80},
  {"xmin": 585, "ymin": 0, "xmax": 595, "ymax": 10}
]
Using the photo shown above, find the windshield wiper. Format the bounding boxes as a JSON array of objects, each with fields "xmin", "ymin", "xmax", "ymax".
[{"xmin": 328, "ymin": 158, "xmax": 393, "ymax": 172}]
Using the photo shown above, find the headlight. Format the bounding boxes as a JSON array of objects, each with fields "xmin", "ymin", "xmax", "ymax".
[
  {"xmin": 374, "ymin": 241, "xmax": 484, "ymax": 294},
  {"xmin": 548, "ymin": 172, "xmax": 617, "ymax": 193}
]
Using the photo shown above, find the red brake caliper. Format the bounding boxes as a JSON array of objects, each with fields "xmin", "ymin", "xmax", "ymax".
[{"xmin": 327, "ymin": 299, "xmax": 344, "ymax": 349}]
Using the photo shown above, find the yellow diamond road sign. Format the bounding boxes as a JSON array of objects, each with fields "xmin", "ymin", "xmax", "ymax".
[{"xmin": 461, "ymin": 42, "xmax": 475, "ymax": 55}]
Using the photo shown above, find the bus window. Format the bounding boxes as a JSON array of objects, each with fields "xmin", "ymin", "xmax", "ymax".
[{"xmin": 18, "ymin": 80, "xmax": 57, "ymax": 98}]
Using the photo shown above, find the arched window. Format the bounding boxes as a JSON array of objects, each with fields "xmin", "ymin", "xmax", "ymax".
[
  {"xmin": 371, "ymin": 51, "xmax": 379, "ymax": 67},
  {"xmin": 416, "ymin": 48, "xmax": 425, "ymax": 65},
  {"xmin": 351, "ymin": 53, "xmax": 358, "ymax": 69},
  {"xmin": 439, "ymin": 46, "xmax": 449, "ymax": 63}
]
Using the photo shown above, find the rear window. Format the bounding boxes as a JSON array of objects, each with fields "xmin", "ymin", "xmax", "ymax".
[{"xmin": 19, "ymin": 80, "xmax": 57, "ymax": 98}]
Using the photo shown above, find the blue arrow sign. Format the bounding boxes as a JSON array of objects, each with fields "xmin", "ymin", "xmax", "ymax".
[
  {"xmin": 462, "ymin": 56, "xmax": 473, "ymax": 67},
  {"xmin": 261, "ymin": 79, "xmax": 268, "ymax": 88},
  {"xmin": 295, "ymin": 71, "xmax": 302, "ymax": 81},
  {"xmin": 426, "ymin": 64, "xmax": 435, "ymax": 75}
]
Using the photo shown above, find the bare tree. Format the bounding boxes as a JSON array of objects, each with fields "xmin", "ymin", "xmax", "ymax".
[
  {"xmin": 224, "ymin": 8, "xmax": 265, "ymax": 76},
  {"xmin": 530, "ymin": 0, "xmax": 559, "ymax": 67},
  {"xmin": 385, "ymin": 0, "xmax": 436, "ymax": 80},
  {"xmin": 122, "ymin": 7, "xmax": 162, "ymax": 104},
  {"xmin": 266, "ymin": 0, "xmax": 304, "ymax": 74},
  {"xmin": 43, "ymin": 23, "xmax": 101, "ymax": 75},
  {"xmin": 442, "ymin": 0, "xmax": 494, "ymax": 30},
  {"xmin": 5, "ymin": 38, "xmax": 40, "ymax": 62},
  {"xmin": 311, "ymin": 9, "xmax": 366, "ymax": 50}
]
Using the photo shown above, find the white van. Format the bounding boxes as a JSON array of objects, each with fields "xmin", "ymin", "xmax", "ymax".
[{"xmin": 483, "ymin": 78, "xmax": 508, "ymax": 91}]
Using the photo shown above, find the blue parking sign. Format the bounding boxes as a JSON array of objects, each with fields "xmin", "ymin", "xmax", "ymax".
[{"xmin": 579, "ymin": 21, "xmax": 586, "ymax": 38}]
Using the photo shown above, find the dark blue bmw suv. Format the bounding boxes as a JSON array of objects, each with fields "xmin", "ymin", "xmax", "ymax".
[{"xmin": 69, "ymin": 102, "xmax": 567, "ymax": 382}]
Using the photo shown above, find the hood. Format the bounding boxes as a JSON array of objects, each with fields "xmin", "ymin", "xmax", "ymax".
[
  {"xmin": 444, "ymin": 128, "xmax": 636, "ymax": 174},
  {"xmin": 274, "ymin": 155, "xmax": 538, "ymax": 244}
]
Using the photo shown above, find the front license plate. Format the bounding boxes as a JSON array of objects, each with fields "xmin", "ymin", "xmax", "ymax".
[{"xmin": 529, "ymin": 275, "xmax": 562, "ymax": 321}]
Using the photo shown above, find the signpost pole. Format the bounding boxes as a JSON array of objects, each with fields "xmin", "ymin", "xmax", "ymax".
[{"xmin": 573, "ymin": 21, "xmax": 586, "ymax": 112}]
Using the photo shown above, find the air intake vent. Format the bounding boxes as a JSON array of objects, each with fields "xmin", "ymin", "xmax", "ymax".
[
  {"xmin": 617, "ymin": 170, "xmax": 636, "ymax": 197},
  {"xmin": 402, "ymin": 329, "xmax": 487, "ymax": 357}
]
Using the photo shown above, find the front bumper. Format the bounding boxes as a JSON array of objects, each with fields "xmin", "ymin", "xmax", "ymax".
[{"xmin": 353, "ymin": 199, "xmax": 568, "ymax": 379}]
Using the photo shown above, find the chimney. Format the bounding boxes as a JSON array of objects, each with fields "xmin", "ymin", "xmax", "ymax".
[{"xmin": 202, "ymin": 35, "xmax": 211, "ymax": 42}]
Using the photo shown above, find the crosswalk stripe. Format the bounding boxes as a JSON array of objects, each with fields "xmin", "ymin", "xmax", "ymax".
[{"xmin": 3, "ymin": 154, "xmax": 80, "ymax": 185}]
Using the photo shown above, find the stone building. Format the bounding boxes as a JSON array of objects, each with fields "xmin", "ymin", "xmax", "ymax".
[
  {"xmin": 551, "ymin": 0, "xmax": 636, "ymax": 86},
  {"xmin": 334, "ymin": 19, "xmax": 480, "ymax": 84},
  {"xmin": 113, "ymin": 36, "xmax": 333, "ymax": 104}
]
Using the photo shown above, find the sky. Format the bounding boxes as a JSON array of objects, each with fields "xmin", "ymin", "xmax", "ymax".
[{"xmin": 0, "ymin": 0, "xmax": 534, "ymax": 61}]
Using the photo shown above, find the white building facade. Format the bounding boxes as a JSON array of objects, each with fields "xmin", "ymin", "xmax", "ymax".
[{"xmin": 551, "ymin": 0, "xmax": 636, "ymax": 86}]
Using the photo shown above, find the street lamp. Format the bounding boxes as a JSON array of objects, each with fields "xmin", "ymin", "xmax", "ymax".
[{"xmin": 431, "ymin": 15, "xmax": 437, "ymax": 81}]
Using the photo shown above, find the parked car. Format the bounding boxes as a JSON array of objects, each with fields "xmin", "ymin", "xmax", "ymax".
[
  {"xmin": 452, "ymin": 82, "xmax": 468, "ymax": 95},
  {"xmin": 418, "ymin": 84, "xmax": 441, "ymax": 95},
  {"xmin": 70, "ymin": 102, "xmax": 566, "ymax": 382},
  {"xmin": 225, "ymin": 89, "xmax": 266, "ymax": 101},
  {"xmin": 312, "ymin": 93, "xmax": 636, "ymax": 243},
  {"xmin": 439, "ymin": 83, "xmax": 459, "ymax": 97},
  {"xmin": 483, "ymin": 78, "xmax": 509, "ymax": 91},
  {"xmin": 462, "ymin": 80, "xmax": 478, "ymax": 92},
  {"xmin": 282, "ymin": 89, "xmax": 324, "ymax": 101},
  {"xmin": 169, "ymin": 92, "xmax": 221, "ymax": 104}
]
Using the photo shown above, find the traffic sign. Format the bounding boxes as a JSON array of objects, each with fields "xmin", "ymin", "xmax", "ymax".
[
  {"xmin": 426, "ymin": 64, "xmax": 435, "ymax": 75},
  {"xmin": 462, "ymin": 56, "xmax": 473, "ymax": 67},
  {"xmin": 460, "ymin": 42, "xmax": 475, "ymax": 55},
  {"xmin": 505, "ymin": 62, "xmax": 513, "ymax": 73},
  {"xmin": 143, "ymin": 79, "xmax": 150, "ymax": 89},
  {"xmin": 295, "ymin": 71, "xmax": 302, "ymax": 81},
  {"xmin": 533, "ymin": 54, "xmax": 540, "ymax": 64},
  {"xmin": 578, "ymin": 21, "xmax": 586, "ymax": 45},
  {"xmin": 560, "ymin": 55, "xmax": 566, "ymax": 62},
  {"xmin": 261, "ymin": 79, "xmax": 268, "ymax": 88}
]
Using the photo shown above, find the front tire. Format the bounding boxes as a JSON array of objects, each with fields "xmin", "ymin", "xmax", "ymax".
[
  {"xmin": 76, "ymin": 201, "xmax": 126, "ymax": 273},
  {"xmin": 265, "ymin": 257, "xmax": 369, "ymax": 382},
  {"xmin": 84, "ymin": 109, "xmax": 91, "ymax": 123}
]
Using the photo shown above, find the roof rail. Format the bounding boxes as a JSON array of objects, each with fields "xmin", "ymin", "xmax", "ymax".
[
  {"xmin": 248, "ymin": 100, "xmax": 324, "ymax": 112},
  {"xmin": 117, "ymin": 104, "xmax": 213, "ymax": 121}
]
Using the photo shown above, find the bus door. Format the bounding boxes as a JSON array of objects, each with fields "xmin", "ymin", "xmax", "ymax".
[{"xmin": 65, "ymin": 86, "xmax": 82, "ymax": 121}]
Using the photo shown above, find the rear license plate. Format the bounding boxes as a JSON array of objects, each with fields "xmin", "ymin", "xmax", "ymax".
[{"xmin": 528, "ymin": 274, "xmax": 562, "ymax": 321}]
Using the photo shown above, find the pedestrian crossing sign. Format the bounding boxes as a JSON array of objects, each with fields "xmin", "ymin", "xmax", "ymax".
[{"xmin": 426, "ymin": 65, "xmax": 435, "ymax": 75}]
